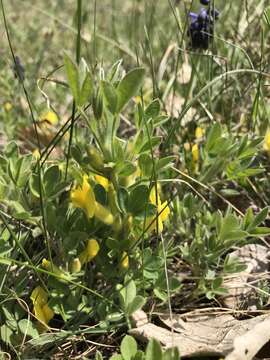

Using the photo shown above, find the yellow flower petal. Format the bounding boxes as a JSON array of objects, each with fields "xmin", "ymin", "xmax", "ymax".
[
  {"xmin": 42, "ymin": 303, "xmax": 54, "ymax": 324},
  {"xmin": 160, "ymin": 201, "xmax": 170, "ymax": 221},
  {"xmin": 195, "ymin": 127, "xmax": 204, "ymax": 139},
  {"xmin": 94, "ymin": 202, "xmax": 114, "ymax": 225},
  {"xmin": 95, "ymin": 174, "xmax": 109, "ymax": 191},
  {"xmin": 86, "ymin": 239, "xmax": 100, "ymax": 260},
  {"xmin": 42, "ymin": 258, "xmax": 52, "ymax": 270},
  {"xmin": 34, "ymin": 303, "xmax": 54, "ymax": 325},
  {"xmin": 30, "ymin": 286, "xmax": 48, "ymax": 306},
  {"xmin": 40, "ymin": 110, "xmax": 58, "ymax": 126},
  {"xmin": 263, "ymin": 130, "xmax": 270, "ymax": 153},
  {"xmin": 147, "ymin": 186, "xmax": 170, "ymax": 233},
  {"xmin": 120, "ymin": 252, "xmax": 129, "ymax": 270},
  {"xmin": 34, "ymin": 304, "xmax": 47, "ymax": 324},
  {"xmin": 32, "ymin": 148, "xmax": 41, "ymax": 160},
  {"xmin": 70, "ymin": 175, "xmax": 96, "ymax": 218},
  {"xmin": 191, "ymin": 144, "xmax": 199, "ymax": 163},
  {"xmin": 79, "ymin": 239, "xmax": 100, "ymax": 265},
  {"xmin": 149, "ymin": 186, "xmax": 161, "ymax": 207}
]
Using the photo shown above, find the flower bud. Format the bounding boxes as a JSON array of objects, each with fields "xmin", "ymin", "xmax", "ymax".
[
  {"xmin": 70, "ymin": 258, "xmax": 82, "ymax": 273},
  {"xmin": 41, "ymin": 258, "xmax": 65, "ymax": 278},
  {"xmin": 120, "ymin": 252, "xmax": 129, "ymax": 270},
  {"xmin": 112, "ymin": 214, "xmax": 122, "ymax": 233},
  {"xmin": 108, "ymin": 184, "xmax": 120, "ymax": 215},
  {"xmin": 79, "ymin": 239, "xmax": 100, "ymax": 265},
  {"xmin": 86, "ymin": 147, "xmax": 104, "ymax": 172}
]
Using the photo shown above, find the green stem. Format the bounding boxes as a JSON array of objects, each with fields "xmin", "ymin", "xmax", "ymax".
[{"xmin": 65, "ymin": 0, "xmax": 82, "ymax": 180}]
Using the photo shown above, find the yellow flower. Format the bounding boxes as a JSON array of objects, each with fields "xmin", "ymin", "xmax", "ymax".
[
  {"xmin": 30, "ymin": 286, "xmax": 54, "ymax": 326},
  {"xmin": 263, "ymin": 129, "xmax": 270, "ymax": 153},
  {"xmin": 120, "ymin": 252, "xmax": 129, "ymax": 270},
  {"xmin": 195, "ymin": 126, "xmax": 204, "ymax": 139},
  {"xmin": 95, "ymin": 174, "xmax": 109, "ymax": 191},
  {"xmin": 94, "ymin": 202, "xmax": 114, "ymax": 225},
  {"xmin": 70, "ymin": 175, "xmax": 114, "ymax": 225},
  {"xmin": 79, "ymin": 239, "xmax": 100, "ymax": 265},
  {"xmin": 33, "ymin": 303, "xmax": 54, "ymax": 326},
  {"xmin": 40, "ymin": 110, "xmax": 58, "ymax": 126},
  {"xmin": 70, "ymin": 175, "xmax": 96, "ymax": 219},
  {"xmin": 30, "ymin": 286, "xmax": 48, "ymax": 306},
  {"xmin": 4, "ymin": 102, "xmax": 12, "ymax": 112},
  {"xmin": 147, "ymin": 186, "xmax": 170, "ymax": 233},
  {"xmin": 191, "ymin": 144, "xmax": 199, "ymax": 163},
  {"xmin": 32, "ymin": 148, "xmax": 41, "ymax": 160}
]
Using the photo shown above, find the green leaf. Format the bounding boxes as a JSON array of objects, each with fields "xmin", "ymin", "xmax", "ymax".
[
  {"xmin": 140, "ymin": 136, "xmax": 162, "ymax": 153},
  {"xmin": 138, "ymin": 153, "xmax": 153, "ymax": 177},
  {"xmin": 163, "ymin": 347, "xmax": 180, "ymax": 360},
  {"xmin": 110, "ymin": 355, "xmax": 123, "ymax": 360},
  {"xmin": 156, "ymin": 156, "xmax": 175, "ymax": 171},
  {"xmin": 223, "ymin": 230, "xmax": 248, "ymax": 243},
  {"xmin": 95, "ymin": 350, "xmax": 104, "ymax": 360},
  {"xmin": 0, "ymin": 325, "xmax": 13, "ymax": 345},
  {"xmin": 18, "ymin": 319, "xmax": 39, "ymax": 339},
  {"xmin": 145, "ymin": 99, "xmax": 160, "ymax": 120},
  {"xmin": 93, "ymin": 89, "xmax": 104, "ymax": 119},
  {"xmin": 249, "ymin": 227, "xmax": 270, "ymax": 236},
  {"xmin": 118, "ymin": 187, "xmax": 129, "ymax": 213},
  {"xmin": 64, "ymin": 53, "xmax": 79, "ymax": 104},
  {"xmin": 101, "ymin": 80, "xmax": 118, "ymax": 114},
  {"xmin": 79, "ymin": 71, "xmax": 93, "ymax": 107},
  {"xmin": 133, "ymin": 351, "xmax": 145, "ymax": 360},
  {"xmin": 128, "ymin": 185, "xmax": 149, "ymax": 215},
  {"xmin": 219, "ymin": 214, "xmax": 239, "ymax": 242},
  {"xmin": 205, "ymin": 123, "xmax": 222, "ymax": 153},
  {"xmin": 127, "ymin": 295, "xmax": 145, "ymax": 315},
  {"xmin": 120, "ymin": 335, "xmax": 138, "ymax": 360},
  {"xmin": 117, "ymin": 161, "xmax": 137, "ymax": 177},
  {"xmin": 212, "ymin": 277, "xmax": 223, "ymax": 290},
  {"xmin": 116, "ymin": 68, "xmax": 145, "ymax": 112},
  {"xmin": 44, "ymin": 165, "xmax": 61, "ymax": 196},
  {"xmin": 145, "ymin": 338, "xmax": 163, "ymax": 360},
  {"xmin": 119, "ymin": 280, "xmax": 136, "ymax": 311},
  {"xmin": 247, "ymin": 207, "xmax": 268, "ymax": 232},
  {"xmin": 9, "ymin": 200, "xmax": 30, "ymax": 220},
  {"xmin": 71, "ymin": 144, "xmax": 83, "ymax": 164}
]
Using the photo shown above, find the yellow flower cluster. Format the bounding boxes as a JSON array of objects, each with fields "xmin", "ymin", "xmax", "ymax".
[
  {"xmin": 30, "ymin": 286, "xmax": 54, "ymax": 327},
  {"xmin": 70, "ymin": 175, "xmax": 113, "ymax": 225}
]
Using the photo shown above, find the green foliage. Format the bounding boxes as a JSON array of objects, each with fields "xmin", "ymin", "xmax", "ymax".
[
  {"xmin": 178, "ymin": 198, "xmax": 270, "ymax": 298},
  {"xmin": 0, "ymin": 0, "xmax": 270, "ymax": 358},
  {"xmin": 110, "ymin": 336, "xmax": 180, "ymax": 360},
  {"xmin": 64, "ymin": 53, "xmax": 93, "ymax": 107}
]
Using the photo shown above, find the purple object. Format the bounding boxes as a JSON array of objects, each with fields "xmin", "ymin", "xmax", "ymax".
[
  {"xmin": 200, "ymin": 0, "xmax": 210, "ymax": 5},
  {"xmin": 187, "ymin": 3, "xmax": 220, "ymax": 50}
]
